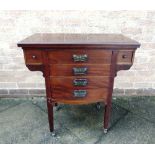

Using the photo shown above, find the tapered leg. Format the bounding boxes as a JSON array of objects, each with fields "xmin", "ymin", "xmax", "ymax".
[
  {"xmin": 47, "ymin": 98, "xmax": 54, "ymax": 132},
  {"xmin": 103, "ymin": 51, "xmax": 117, "ymax": 134},
  {"xmin": 104, "ymin": 99, "xmax": 112, "ymax": 134}
]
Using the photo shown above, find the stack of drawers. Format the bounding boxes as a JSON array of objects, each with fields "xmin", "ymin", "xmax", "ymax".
[{"xmin": 48, "ymin": 49, "xmax": 112, "ymax": 104}]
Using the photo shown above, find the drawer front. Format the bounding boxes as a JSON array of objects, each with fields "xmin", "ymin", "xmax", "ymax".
[
  {"xmin": 117, "ymin": 50, "xmax": 133, "ymax": 64},
  {"xmin": 50, "ymin": 64, "xmax": 111, "ymax": 76},
  {"xmin": 24, "ymin": 50, "xmax": 43, "ymax": 64},
  {"xmin": 52, "ymin": 88, "xmax": 108, "ymax": 104},
  {"xmin": 50, "ymin": 76, "xmax": 110, "ymax": 89},
  {"xmin": 48, "ymin": 50, "xmax": 112, "ymax": 64}
]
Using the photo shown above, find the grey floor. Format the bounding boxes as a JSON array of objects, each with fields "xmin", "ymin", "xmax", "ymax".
[{"xmin": 0, "ymin": 96, "xmax": 155, "ymax": 144}]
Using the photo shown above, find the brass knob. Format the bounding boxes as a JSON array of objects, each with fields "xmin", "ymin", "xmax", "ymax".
[
  {"xmin": 122, "ymin": 55, "xmax": 127, "ymax": 59},
  {"xmin": 32, "ymin": 55, "xmax": 36, "ymax": 59}
]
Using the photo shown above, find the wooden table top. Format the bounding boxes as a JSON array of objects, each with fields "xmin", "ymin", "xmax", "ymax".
[{"xmin": 18, "ymin": 33, "xmax": 140, "ymax": 48}]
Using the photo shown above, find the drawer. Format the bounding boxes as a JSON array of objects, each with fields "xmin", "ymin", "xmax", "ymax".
[
  {"xmin": 52, "ymin": 88, "xmax": 108, "ymax": 104},
  {"xmin": 24, "ymin": 50, "xmax": 43, "ymax": 64},
  {"xmin": 117, "ymin": 50, "xmax": 134, "ymax": 64},
  {"xmin": 50, "ymin": 64, "xmax": 111, "ymax": 76},
  {"xmin": 50, "ymin": 76, "xmax": 110, "ymax": 90},
  {"xmin": 47, "ymin": 49, "xmax": 112, "ymax": 64}
]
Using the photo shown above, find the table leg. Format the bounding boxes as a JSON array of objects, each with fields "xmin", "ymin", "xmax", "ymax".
[
  {"xmin": 103, "ymin": 51, "xmax": 116, "ymax": 134},
  {"xmin": 47, "ymin": 98, "xmax": 54, "ymax": 132},
  {"xmin": 104, "ymin": 98, "xmax": 112, "ymax": 134}
]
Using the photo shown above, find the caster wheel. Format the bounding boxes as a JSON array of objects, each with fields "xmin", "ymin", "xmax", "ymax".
[
  {"xmin": 56, "ymin": 105, "xmax": 62, "ymax": 111},
  {"xmin": 51, "ymin": 131, "xmax": 56, "ymax": 137},
  {"xmin": 104, "ymin": 129, "xmax": 108, "ymax": 134},
  {"xmin": 96, "ymin": 102, "xmax": 101, "ymax": 111}
]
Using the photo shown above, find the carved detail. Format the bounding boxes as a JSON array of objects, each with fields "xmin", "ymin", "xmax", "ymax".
[
  {"xmin": 26, "ymin": 65, "xmax": 43, "ymax": 72},
  {"xmin": 116, "ymin": 64, "xmax": 132, "ymax": 72},
  {"xmin": 26, "ymin": 64, "xmax": 45, "ymax": 77}
]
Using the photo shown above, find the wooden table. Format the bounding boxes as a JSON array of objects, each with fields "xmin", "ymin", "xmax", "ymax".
[{"xmin": 18, "ymin": 33, "xmax": 140, "ymax": 134}]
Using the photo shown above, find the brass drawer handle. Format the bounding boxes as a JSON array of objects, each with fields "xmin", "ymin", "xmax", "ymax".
[
  {"xmin": 73, "ymin": 67, "xmax": 88, "ymax": 75},
  {"xmin": 73, "ymin": 79, "xmax": 88, "ymax": 86},
  {"xmin": 73, "ymin": 90, "xmax": 87, "ymax": 98},
  {"xmin": 73, "ymin": 54, "xmax": 88, "ymax": 62}
]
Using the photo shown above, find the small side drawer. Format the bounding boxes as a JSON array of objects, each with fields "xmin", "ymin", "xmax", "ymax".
[
  {"xmin": 24, "ymin": 50, "xmax": 43, "ymax": 64},
  {"xmin": 117, "ymin": 51, "xmax": 134, "ymax": 64}
]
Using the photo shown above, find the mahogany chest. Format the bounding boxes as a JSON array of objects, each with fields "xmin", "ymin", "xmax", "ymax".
[{"xmin": 18, "ymin": 33, "xmax": 140, "ymax": 134}]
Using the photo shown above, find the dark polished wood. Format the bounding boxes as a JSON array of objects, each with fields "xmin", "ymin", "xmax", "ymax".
[
  {"xmin": 52, "ymin": 88, "xmax": 109, "ymax": 104},
  {"xmin": 18, "ymin": 33, "xmax": 140, "ymax": 49},
  {"xmin": 50, "ymin": 76, "xmax": 110, "ymax": 89},
  {"xmin": 17, "ymin": 33, "xmax": 140, "ymax": 133},
  {"xmin": 50, "ymin": 64, "xmax": 111, "ymax": 76},
  {"xmin": 24, "ymin": 49, "xmax": 43, "ymax": 64},
  {"xmin": 117, "ymin": 50, "xmax": 134, "ymax": 64},
  {"xmin": 47, "ymin": 50, "xmax": 112, "ymax": 64}
]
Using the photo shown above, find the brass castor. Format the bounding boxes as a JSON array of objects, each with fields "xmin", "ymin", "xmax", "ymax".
[
  {"xmin": 56, "ymin": 105, "xmax": 63, "ymax": 111},
  {"xmin": 104, "ymin": 129, "xmax": 108, "ymax": 134},
  {"xmin": 51, "ymin": 131, "xmax": 56, "ymax": 137}
]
